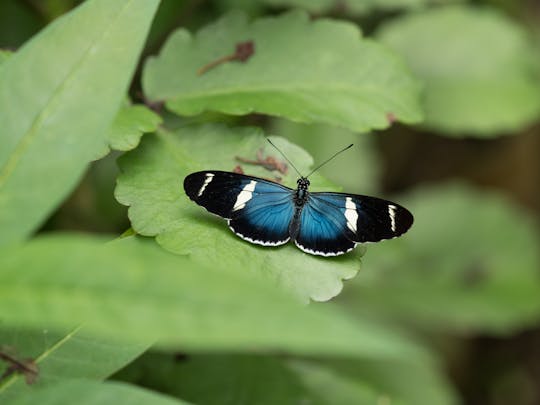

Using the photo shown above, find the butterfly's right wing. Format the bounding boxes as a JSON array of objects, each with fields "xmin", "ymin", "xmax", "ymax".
[{"xmin": 184, "ymin": 171, "xmax": 295, "ymax": 246}]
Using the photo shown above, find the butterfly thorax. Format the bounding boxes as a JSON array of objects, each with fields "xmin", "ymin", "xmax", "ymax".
[{"xmin": 294, "ymin": 178, "xmax": 310, "ymax": 207}]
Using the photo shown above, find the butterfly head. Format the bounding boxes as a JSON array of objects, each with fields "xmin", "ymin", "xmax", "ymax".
[{"xmin": 297, "ymin": 177, "xmax": 310, "ymax": 190}]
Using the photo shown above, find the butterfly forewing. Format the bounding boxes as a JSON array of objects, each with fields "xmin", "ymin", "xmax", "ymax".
[
  {"xmin": 309, "ymin": 192, "xmax": 414, "ymax": 244},
  {"xmin": 184, "ymin": 171, "xmax": 295, "ymax": 245}
]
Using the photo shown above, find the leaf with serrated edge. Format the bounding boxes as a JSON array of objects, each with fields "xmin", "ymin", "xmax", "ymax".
[
  {"xmin": 115, "ymin": 124, "xmax": 360, "ymax": 302},
  {"xmin": 143, "ymin": 11, "xmax": 422, "ymax": 132},
  {"xmin": 0, "ymin": 326, "xmax": 149, "ymax": 401},
  {"xmin": 108, "ymin": 103, "xmax": 162, "ymax": 152},
  {"xmin": 377, "ymin": 5, "xmax": 540, "ymax": 135},
  {"xmin": 0, "ymin": 0, "xmax": 159, "ymax": 246},
  {"xmin": 0, "ymin": 235, "xmax": 426, "ymax": 361}
]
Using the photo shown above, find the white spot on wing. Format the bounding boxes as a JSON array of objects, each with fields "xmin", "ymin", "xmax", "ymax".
[
  {"xmin": 227, "ymin": 220, "xmax": 289, "ymax": 246},
  {"xmin": 294, "ymin": 240, "xmax": 357, "ymax": 257},
  {"xmin": 388, "ymin": 204, "xmax": 397, "ymax": 232},
  {"xmin": 197, "ymin": 173, "xmax": 214, "ymax": 197},
  {"xmin": 232, "ymin": 180, "xmax": 257, "ymax": 211},
  {"xmin": 345, "ymin": 197, "xmax": 358, "ymax": 233}
]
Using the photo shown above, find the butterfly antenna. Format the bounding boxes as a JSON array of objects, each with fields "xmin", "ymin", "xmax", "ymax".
[
  {"xmin": 305, "ymin": 143, "xmax": 354, "ymax": 178},
  {"xmin": 266, "ymin": 138, "xmax": 304, "ymax": 178}
]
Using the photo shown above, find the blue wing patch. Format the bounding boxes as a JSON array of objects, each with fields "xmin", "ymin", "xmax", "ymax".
[
  {"xmin": 228, "ymin": 181, "xmax": 294, "ymax": 246},
  {"xmin": 184, "ymin": 171, "xmax": 294, "ymax": 246},
  {"xmin": 307, "ymin": 192, "xmax": 413, "ymax": 243},
  {"xmin": 294, "ymin": 194, "xmax": 356, "ymax": 256}
]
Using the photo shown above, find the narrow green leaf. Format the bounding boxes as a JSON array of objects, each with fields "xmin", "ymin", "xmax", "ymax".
[
  {"xmin": 0, "ymin": 0, "xmax": 160, "ymax": 246},
  {"xmin": 108, "ymin": 103, "xmax": 162, "ymax": 152},
  {"xmin": 0, "ymin": 327, "xmax": 149, "ymax": 401},
  {"xmin": 143, "ymin": 11, "xmax": 422, "ymax": 132},
  {"xmin": 377, "ymin": 5, "xmax": 540, "ymax": 135},
  {"xmin": 342, "ymin": 183, "xmax": 540, "ymax": 333},
  {"xmin": 10, "ymin": 380, "xmax": 188, "ymax": 405},
  {"xmin": 0, "ymin": 234, "xmax": 425, "ymax": 361},
  {"xmin": 115, "ymin": 124, "xmax": 360, "ymax": 302}
]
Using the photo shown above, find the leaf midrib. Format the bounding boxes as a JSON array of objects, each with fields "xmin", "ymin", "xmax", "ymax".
[{"xmin": 0, "ymin": 0, "xmax": 134, "ymax": 189}]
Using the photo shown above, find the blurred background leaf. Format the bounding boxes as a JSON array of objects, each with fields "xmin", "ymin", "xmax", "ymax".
[
  {"xmin": 377, "ymin": 5, "xmax": 540, "ymax": 136},
  {"xmin": 341, "ymin": 183, "xmax": 540, "ymax": 332}
]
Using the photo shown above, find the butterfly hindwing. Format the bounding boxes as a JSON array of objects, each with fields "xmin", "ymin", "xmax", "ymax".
[
  {"xmin": 184, "ymin": 171, "xmax": 294, "ymax": 246},
  {"xmin": 293, "ymin": 195, "xmax": 357, "ymax": 256},
  {"xmin": 308, "ymin": 192, "xmax": 414, "ymax": 243}
]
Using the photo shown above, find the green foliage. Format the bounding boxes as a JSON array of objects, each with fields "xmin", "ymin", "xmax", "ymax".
[
  {"xmin": 120, "ymin": 353, "xmax": 456, "ymax": 405},
  {"xmin": 1, "ymin": 1, "xmax": 539, "ymax": 403},
  {"xmin": 260, "ymin": 0, "xmax": 463, "ymax": 14},
  {"xmin": 0, "ymin": 327, "xmax": 149, "ymax": 400},
  {"xmin": 116, "ymin": 124, "xmax": 360, "ymax": 302},
  {"xmin": 143, "ymin": 11, "xmax": 423, "ymax": 132},
  {"xmin": 108, "ymin": 103, "xmax": 162, "ymax": 152},
  {"xmin": 0, "ymin": 235, "xmax": 425, "ymax": 361},
  {"xmin": 342, "ymin": 183, "xmax": 540, "ymax": 332},
  {"xmin": 270, "ymin": 119, "xmax": 381, "ymax": 194},
  {"xmin": 10, "ymin": 380, "xmax": 189, "ymax": 405},
  {"xmin": 0, "ymin": 0, "xmax": 159, "ymax": 246},
  {"xmin": 0, "ymin": 50, "xmax": 12, "ymax": 65},
  {"xmin": 377, "ymin": 5, "xmax": 540, "ymax": 135}
]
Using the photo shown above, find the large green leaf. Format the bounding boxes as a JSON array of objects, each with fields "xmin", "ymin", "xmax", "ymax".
[
  {"xmin": 377, "ymin": 5, "xmax": 540, "ymax": 136},
  {"xmin": 115, "ymin": 124, "xmax": 361, "ymax": 302},
  {"xmin": 143, "ymin": 11, "xmax": 423, "ymax": 132},
  {"xmin": 0, "ymin": 327, "xmax": 149, "ymax": 401},
  {"xmin": 341, "ymin": 183, "xmax": 540, "ymax": 333},
  {"xmin": 10, "ymin": 380, "xmax": 188, "ymax": 405},
  {"xmin": 0, "ymin": 234, "xmax": 425, "ymax": 361},
  {"xmin": 0, "ymin": 0, "xmax": 160, "ymax": 246}
]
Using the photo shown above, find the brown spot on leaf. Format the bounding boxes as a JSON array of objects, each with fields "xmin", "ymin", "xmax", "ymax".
[
  {"xmin": 198, "ymin": 41, "xmax": 255, "ymax": 76},
  {"xmin": 0, "ymin": 347, "xmax": 39, "ymax": 385},
  {"xmin": 236, "ymin": 148, "xmax": 288, "ymax": 174}
]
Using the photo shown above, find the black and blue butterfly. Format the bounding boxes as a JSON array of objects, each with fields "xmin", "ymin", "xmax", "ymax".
[{"xmin": 183, "ymin": 141, "xmax": 413, "ymax": 257}]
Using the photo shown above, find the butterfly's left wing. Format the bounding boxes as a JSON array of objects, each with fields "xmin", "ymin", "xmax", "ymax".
[
  {"xmin": 294, "ymin": 192, "xmax": 413, "ymax": 256},
  {"xmin": 184, "ymin": 171, "xmax": 295, "ymax": 246}
]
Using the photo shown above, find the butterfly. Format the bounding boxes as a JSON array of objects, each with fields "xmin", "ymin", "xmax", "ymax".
[{"xmin": 183, "ymin": 141, "xmax": 413, "ymax": 257}]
